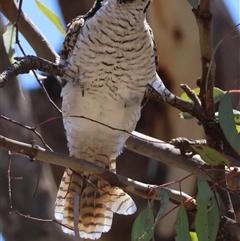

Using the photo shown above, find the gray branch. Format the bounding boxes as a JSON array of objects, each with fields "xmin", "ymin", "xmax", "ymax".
[{"xmin": 0, "ymin": 134, "xmax": 196, "ymax": 211}]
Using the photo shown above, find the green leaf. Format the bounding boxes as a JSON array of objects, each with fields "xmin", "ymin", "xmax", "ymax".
[
  {"xmin": 233, "ymin": 110, "xmax": 240, "ymax": 125},
  {"xmin": 190, "ymin": 232, "xmax": 198, "ymax": 241},
  {"xmin": 154, "ymin": 189, "xmax": 169, "ymax": 226},
  {"xmin": 237, "ymin": 125, "xmax": 240, "ymax": 133},
  {"xmin": 180, "ymin": 88, "xmax": 200, "ymax": 119},
  {"xmin": 213, "ymin": 88, "xmax": 227, "ymax": 104},
  {"xmin": 3, "ymin": 22, "xmax": 17, "ymax": 63},
  {"xmin": 196, "ymin": 195, "xmax": 209, "ymax": 241},
  {"xmin": 208, "ymin": 201, "xmax": 219, "ymax": 241},
  {"xmin": 180, "ymin": 87, "xmax": 225, "ymax": 103},
  {"xmin": 191, "ymin": 145, "xmax": 230, "ymax": 167},
  {"xmin": 215, "ymin": 109, "xmax": 240, "ymax": 125},
  {"xmin": 197, "ymin": 174, "xmax": 214, "ymax": 206},
  {"xmin": 181, "ymin": 88, "xmax": 200, "ymax": 101},
  {"xmin": 186, "ymin": 0, "xmax": 198, "ymax": 9},
  {"xmin": 195, "ymin": 174, "xmax": 219, "ymax": 241},
  {"xmin": 175, "ymin": 203, "xmax": 192, "ymax": 241},
  {"xmin": 35, "ymin": 0, "xmax": 65, "ymax": 36},
  {"xmin": 131, "ymin": 204, "xmax": 154, "ymax": 241},
  {"xmin": 180, "ymin": 88, "xmax": 227, "ymax": 119},
  {"xmin": 219, "ymin": 93, "xmax": 240, "ymax": 155},
  {"xmin": 181, "ymin": 109, "xmax": 240, "ymax": 123}
]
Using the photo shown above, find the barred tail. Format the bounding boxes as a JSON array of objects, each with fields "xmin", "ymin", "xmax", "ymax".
[{"xmin": 55, "ymin": 168, "xmax": 137, "ymax": 240}]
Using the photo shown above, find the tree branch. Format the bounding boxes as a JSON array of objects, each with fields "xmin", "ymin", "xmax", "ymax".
[
  {"xmin": 127, "ymin": 131, "xmax": 207, "ymax": 173},
  {"xmin": 1, "ymin": 132, "xmax": 240, "ymax": 239},
  {"xmin": 0, "ymin": 55, "xmax": 239, "ymax": 160},
  {"xmin": 194, "ymin": 0, "xmax": 215, "ymax": 115},
  {"xmin": 0, "ymin": 56, "xmax": 200, "ymax": 117},
  {"xmin": 0, "ymin": 134, "xmax": 196, "ymax": 211},
  {"xmin": 192, "ymin": 1, "xmax": 236, "ymax": 225},
  {"xmin": 0, "ymin": 0, "xmax": 58, "ymax": 61},
  {"xmin": 0, "ymin": 56, "xmax": 64, "ymax": 88}
]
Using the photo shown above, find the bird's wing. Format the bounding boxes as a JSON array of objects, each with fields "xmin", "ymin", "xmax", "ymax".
[
  {"xmin": 59, "ymin": 15, "xmax": 85, "ymax": 63},
  {"xmin": 59, "ymin": 0, "xmax": 104, "ymax": 63},
  {"xmin": 147, "ymin": 25, "xmax": 175, "ymax": 101},
  {"xmin": 148, "ymin": 24, "xmax": 159, "ymax": 71},
  {"xmin": 58, "ymin": 0, "xmax": 104, "ymax": 86},
  {"xmin": 141, "ymin": 24, "xmax": 159, "ymax": 106}
]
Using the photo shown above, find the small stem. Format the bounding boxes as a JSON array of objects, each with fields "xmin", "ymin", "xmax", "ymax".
[{"xmin": 194, "ymin": 1, "xmax": 215, "ymax": 115}]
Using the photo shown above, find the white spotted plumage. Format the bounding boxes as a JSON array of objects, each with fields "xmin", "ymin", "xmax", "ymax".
[{"xmin": 55, "ymin": 0, "xmax": 172, "ymax": 239}]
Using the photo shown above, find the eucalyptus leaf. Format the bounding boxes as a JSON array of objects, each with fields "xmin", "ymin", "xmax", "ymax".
[
  {"xmin": 180, "ymin": 88, "xmax": 200, "ymax": 101},
  {"xmin": 195, "ymin": 174, "xmax": 219, "ymax": 241},
  {"xmin": 3, "ymin": 22, "xmax": 17, "ymax": 63},
  {"xmin": 215, "ymin": 109, "xmax": 240, "ymax": 125},
  {"xmin": 180, "ymin": 87, "xmax": 226, "ymax": 119},
  {"xmin": 132, "ymin": 204, "xmax": 154, "ymax": 241},
  {"xmin": 35, "ymin": 0, "xmax": 65, "ymax": 36},
  {"xmin": 195, "ymin": 195, "xmax": 208, "ymax": 241},
  {"xmin": 154, "ymin": 189, "xmax": 169, "ymax": 226},
  {"xmin": 219, "ymin": 93, "xmax": 240, "ymax": 155},
  {"xmin": 208, "ymin": 199, "xmax": 220, "ymax": 241},
  {"xmin": 175, "ymin": 203, "xmax": 191, "ymax": 241},
  {"xmin": 191, "ymin": 145, "xmax": 230, "ymax": 167}
]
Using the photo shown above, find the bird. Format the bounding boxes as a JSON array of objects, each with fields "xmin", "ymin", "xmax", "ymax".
[{"xmin": 55, "ymin": 0, "xmax": 173, "ymax": 239}]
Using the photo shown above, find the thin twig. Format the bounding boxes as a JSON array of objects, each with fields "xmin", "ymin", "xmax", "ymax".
[
  {"xmin": 7, "ymin": 153, "xmax": 13, "ymax": 212},
  {"xmin": 0, "ymin": 114, "xmax": 53, "ymax": 151}
]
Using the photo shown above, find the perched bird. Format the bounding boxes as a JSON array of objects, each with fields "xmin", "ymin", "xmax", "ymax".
[{"xmin": 55, "ymin": 0, "xmax": 173, "ymax": 239}]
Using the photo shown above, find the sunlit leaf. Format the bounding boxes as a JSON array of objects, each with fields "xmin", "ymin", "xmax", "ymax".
[
  {"xmin": 196, "ymin": 174, "xmax": 219, "ymax": 241},
  {"xmin": 237, "ymin": 125, "xmax": 240, "ymax": 133},
  {"xmin": 213, "ymin": 87, "xmax": 227, "ymax": 103},
  {"xmin": 154, "ymin": 189, "xmax": 169, "ymax": 226},
  {"xmin": 175, "ymin": 203, "xmax": 192, "ymax": 241},
  {"xmin": 191, "ymin": 145, "xmax": 230, "ymax": 167},
  {"xmin": 180, "ymin": 88, "xmax": 226, "ymax": 119},
  {"xmin": 190, "ymin": 232, "xmax": 198, "ymax": 241},
  {"xmin": 233, "ymin": 110, "xmax": 240, "ymax": 125},
  {"xmin": 180, "ymin": 87, "xmax": 225, "ymax": 102},
  {"xmin": 180, "ymin": 88, "xmax": 200, "ymax": 119},
  {"xmin": 219, "ymin": 93, "xmax": 240, "ymax": 155},
  {"xmin": 3, "ymin": 22, "xmax": 17, "ymax": 63},
  {"xmin": 131, "ymin": 204, "xmax": 154, "ymax": 241},
  {"xmin": 181, "ymin": 88, "xmax": 200, "ymax": 101},
  {"xmin": 35, "ymin": 0, "xmax": 65, "ymax": 36}
]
